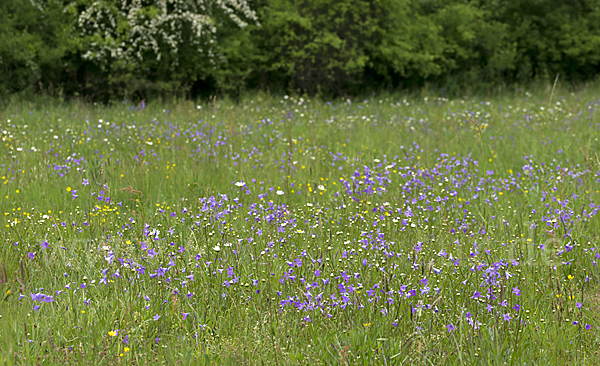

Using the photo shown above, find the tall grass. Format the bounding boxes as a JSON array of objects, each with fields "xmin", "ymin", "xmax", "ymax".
[{"xmin": 1, "ymin": 84, "xmax": 600, "ymax": 364}]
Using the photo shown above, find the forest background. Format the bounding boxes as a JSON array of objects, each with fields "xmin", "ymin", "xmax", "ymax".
[{"xmin": 2, "ymin": 0, "xmax": 600, "ymax": 102}]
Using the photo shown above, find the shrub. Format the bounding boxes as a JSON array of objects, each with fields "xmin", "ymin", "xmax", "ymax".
[
  {"xmin": 0, "ymin": 0, "xmax": 72, "ymax": 98},
  {"xmin": 69, "ymin": 0, "xmax": 259, "ymax": 100},
  {"xmin": 2, "ymin": 0, "xmax": 600, "ymax": 99}
]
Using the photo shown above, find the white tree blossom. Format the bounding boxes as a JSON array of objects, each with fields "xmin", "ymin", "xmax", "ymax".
[{"xmin": 71, "ymin": 0, "xmax": 259, "ymax": 68}]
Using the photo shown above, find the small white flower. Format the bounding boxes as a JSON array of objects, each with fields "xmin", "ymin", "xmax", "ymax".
[
  {"xmin": 276, "ymin": 190, "xmax": 284, "ymax": 195},
  {"xmin": 213, "ymin": 245, "xmax": 221, "ymax": 252},
  {"xmin": 318, "ymin": 185, "xmax": 325, "ymax": 191},
  {"xmin": 306, "ymin": 203, "xmax": 313, "ymax": 207},
  {"xmin": 235, "ymin": 181, "xmax": 246, "ymax": 187}
]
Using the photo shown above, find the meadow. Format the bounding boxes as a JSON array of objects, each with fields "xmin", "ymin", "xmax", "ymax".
[{"xmin": 1, "ymin": 85, "xmax": 600, "ymax": 365}]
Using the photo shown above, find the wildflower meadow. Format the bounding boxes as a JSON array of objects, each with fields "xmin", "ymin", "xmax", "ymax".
[{"xmin": 2, "ymin": 86, "xmax": 600, "ymax": 364}]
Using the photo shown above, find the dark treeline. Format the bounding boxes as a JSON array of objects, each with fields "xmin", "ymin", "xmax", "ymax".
[{"xmin": 2, "ymin": 0, "xmax": 600, "ymax": 101}]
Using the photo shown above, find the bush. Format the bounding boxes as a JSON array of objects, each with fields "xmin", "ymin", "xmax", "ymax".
[
  {"xmin": 68, "ymin": 0, "xmax": 259, "ymax": 100},
  {"xmin": 0, "ymin": 0, "xmax": 72, "ymax": 98},
  {"xmin": 2, "ymin": 0, "xmax": 600, "ymax": 99},
  {"xmin": 491, "ymin": 0, "xmax": 600, "ymax": 82}
]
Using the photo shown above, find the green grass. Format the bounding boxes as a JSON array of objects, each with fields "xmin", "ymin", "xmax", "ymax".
[{"xmin": 1, "ymin": 85, "xmax": 600, "ymax": 365}]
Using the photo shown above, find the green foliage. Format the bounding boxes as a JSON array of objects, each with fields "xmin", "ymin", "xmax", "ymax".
[
  {"xmin": 422, "ymin": 1, "xmax": 518, "ymax": 91},
  {"xmin": 2, "ymin": 0, "xmax": 600, "ymax": 99},
  {"xmin": 489, "ymin": 0, "xmax": 600, "ymax": 81},
  {"xmin": 0, "ymin": 0, "xmax": 73, "ymax": 98},
  {"xmin": 365, "ymin": 0, "xmax": 446, "ymax": 84},
  {"xmin": 254, "ymin": 0, "xmax": 380, "ymax": 94},
  {"xmin": 207, "ymin": 21, "xmax": 262, "ymax": 98}
]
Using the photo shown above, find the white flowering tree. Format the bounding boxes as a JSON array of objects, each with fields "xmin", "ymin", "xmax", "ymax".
[{"xmin": 68, "ymin": 0, "xmax": 259, "ymax": 96}]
